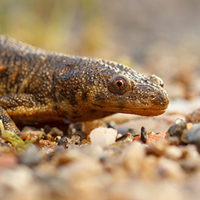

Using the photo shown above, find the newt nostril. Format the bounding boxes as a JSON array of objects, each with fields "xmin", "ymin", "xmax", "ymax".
[{"xmin": 148, "ymin": 74, "xmax": 164, "ymax": 88}]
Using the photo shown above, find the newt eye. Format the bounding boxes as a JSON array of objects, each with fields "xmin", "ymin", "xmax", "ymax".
[{"xmin": 108, "ymin": 76, "xmax": 130, "ymax": 95}]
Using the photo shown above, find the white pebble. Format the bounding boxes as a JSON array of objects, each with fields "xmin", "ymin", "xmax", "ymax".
[{"xmin": 90, "ymin": 127, "xmax": 117, "ymax": 147}]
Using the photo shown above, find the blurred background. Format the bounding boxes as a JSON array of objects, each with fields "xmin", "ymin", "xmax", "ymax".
[{"xmin": 1, "ymin": 0, "xmax": 200, "ymax": 99}]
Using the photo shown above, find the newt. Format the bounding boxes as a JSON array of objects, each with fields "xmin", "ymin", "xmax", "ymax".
[{"xmin": 0, "ymin": 35, "xmax": 169, "ymax": 134}]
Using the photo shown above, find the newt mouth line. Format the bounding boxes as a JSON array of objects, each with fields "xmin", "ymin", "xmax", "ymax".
[{"xmin": 92, "ymin": 104, "xmax": 167, "ymax": 116}]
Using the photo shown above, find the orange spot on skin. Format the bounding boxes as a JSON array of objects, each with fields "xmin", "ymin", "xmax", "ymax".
[{"xmin": 133, "ymin": 132, "xmax": 166, "ymax": 145}]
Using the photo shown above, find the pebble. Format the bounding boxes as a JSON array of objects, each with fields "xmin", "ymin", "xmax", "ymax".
[
  {"xmin": 116, "ymin": 133, "xmax": 133, "ymax": 142},
  {"xmin": 0, "ymin": 153, "xmax": 17, "ymax": 168},
  {"xmin": 70, "ymin": 135, "xmax": 81, "ymax": 145},
  {"xmin": 180, "ymin": 157, "xmax": 200, "ymax": 172},
  {"xmin": 107, "ymin": 120, "xmax": 117, "ymax": 129},
  {"xmin": 133, "ymin": 132, "xmax": 166, "ymax": 145},
  {"xmin": 123, "ymin": 142, "xmax": 146, "ymax": 174},
  {"xmin": 48, "ymin": 127, "xmax": 63, "ymax": 137},
  {"xmin": 0, "ymin": 141, "xmax": 13, "ymax": 152},
  {"xmin": 166, "ymin": 119, "xmax": 198, "ymax": 145},
  {"xmin": 68, "ymin": 122, "xmax": 82, "ymax": 137},
  {"xmin": 186, "ymin": 123, "xmax": 200, "ymax": 146},
  {"xmin": 151, "ymin": 137, "xmax": 168, "ymax": 156},
  {"xmin": 164, "ymin": 145, "xmax": 183, "ymax": 160},
  {"xmin": 186, "ymin": 108, "xmax": 200, "ymax": 124},
  {"xmin": 21, "ymin": 126, "xmax": 44, "ymax": 140},
  {"xmin": 58, "ymin": 136, "xmax": 68, "ymax": 147},
  {"xmin": 82, "ymin": 120, "xmax": 107, "ymax": 135},
  {"xmin": 18, "ymin": 145, "xmax": 41, "ymax": 166},
  {"xmin": 89, "ymin": 127, "xmax": 117, "ymax": 147},
  {"xmin": 166, "ymin": 118, "xmax": 187, "ymax": 139},
  {"xmin": 141, "ymin": 126, "xmax": 148, "ymax": 143},
  {"xmin": 156, "ymin": 157, "xmax": 186, "ymax": 180},
  {"xmin": 73, "ymin": 131, "xmax": 87, "ymax": 140}
]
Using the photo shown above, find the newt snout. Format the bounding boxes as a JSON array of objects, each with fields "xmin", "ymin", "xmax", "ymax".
[{"xmin": 84, "ymin": 67, "xmax": 169, "ymax": 118}]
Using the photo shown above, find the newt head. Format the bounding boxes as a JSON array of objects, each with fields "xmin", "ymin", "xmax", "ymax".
[
  {"xmin": 104, "ymin": 73, "xmax": 169, "ymax": 116},
  {"xmin": 53, "ymin": 58, "xmax": 169, "ymax": 121}
]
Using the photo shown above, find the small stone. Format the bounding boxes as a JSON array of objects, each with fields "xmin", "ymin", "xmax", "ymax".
[
  {"xmin": 184, "ymin": 145, "xmax": 199, "ymax": 159},
  {"xmin": 49, "ymin": 141, "xmax": 57, "ymax": 146},
  {"xmin": 0, "ymin": 165, "xmax": 34, "ymax": 194},
  {"xmin": 116, "ymin": 133, "xmax": 133, "ymax": 142},
  {"xmin": 18, "ymin": 145, "xmax": 41, "ymax": 166},
  {"xmin": 186, "ymin": 123, "xmax": 200, "ymax": 151},
  {"xmin": 46, "ymin": 133, "xmax": 53, "ymax": 141},
  {"xmin": 89, "ymin": 127, "xmax": 117, "ymax": 147},
  {"xmin": 156, "ymin": 157, "xmax": 185, "ymax": 180},
  {"xmin": 141, "ymin": 126, "xmax": 148, "ymax": 143},
  {"xmin": 167, "ymin": 136, "xmax": 180, "ymax": 145},
  {"xmin": 186, "ymin": 108, "xmax": 200, "ymax": 124},
  {"xmin": 180, "ymin": 145, "xmax": 200, "ymax": 172},
  {"xmin": 181, "ymin": 130, "xmax": 189, "ymax": 144},
  {"xmin": 116, "ymin": 133, "xmax": 123, "ymax": 139},
  {"xmin": 151, "ymin": 138, "xmax": 168, "ymax": 156},
  {"xmin": 82, "ymin": 120, "xmax": 107, "ymax": 135},
  {"xmin": 49, "ymin": 127, "xmax": 63, "ymax": 137},
  {"xmin": 107, "ymin": 120, "xmax": 117, "ymax": 129},
  {"xmin": 180, "ymin": 158, "xmax": 200, "ymax": 172},
  {"xmin": 123, "ymin": 142, "xmax": 146, "ymax": 174},
  {"xmin": 0, "ymin": 141, "xmax": 13, "ymax": 152},
  {"xmin": 21, "ymin": 126, "xmax": 44, "ymax": 140},
  {"xmin": 54, "ymin": 149, "xmax": 80, "ymax": 165},
  {"xmin": 73, "ymin": 131, "xmax": 87, "ymax": 140},
  {"xmin": 58, "ymin": 137, "xmax": 68, "ymax": 148},
  {"xmin": 133, "ymin": 132, "xmax": 166, "ymax": 145},
  {"xmin": 0, "ymin": 153, "xmax": 17, "ymax": 168},
  {"xmin": 70, "ymin": 135, "xmax": 81, "ymax": 145},
  {"xmin": 81, "ymin": 139, "xmax": 89, "ymax": 144},
  {"xmin": 21, "ymin": 126, "xmax": 37, "ymax": 132},
  {"xmin": 55, "ymin": 136, "xmax": 61, "ymax": 142},
  {"xmin": 180, "ymin": 123, "xmax": 193, "ymax": 144},
  {"xmin": 164, "ymin": 146, "xmax": 182, "ymax": 160},
  {"xmin": 128, "ymin": 129, "xmax": 135, "ymax": 134},
  {"xmin": 68, "ymin": 122, "xmax": 82, "ymax": 137},
  {"xmin": 166, "ymin": 118, "xmax": 186, "ymax": 139}
]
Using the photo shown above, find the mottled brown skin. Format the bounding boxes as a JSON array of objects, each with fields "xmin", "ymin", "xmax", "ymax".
[{"xmin": 0, "ymin": 35, "xmax": 169, "ymax": 134}]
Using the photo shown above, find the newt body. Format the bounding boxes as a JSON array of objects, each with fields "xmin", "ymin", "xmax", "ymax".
[{"xmin": 0, "ymin": 35, "xmax": 169, "ymax": 134}]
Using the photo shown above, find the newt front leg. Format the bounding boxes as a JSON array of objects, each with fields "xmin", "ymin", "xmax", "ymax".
[
  {"xmin": 0, "ymin": 106, "xmax": 20, "ymax": 134},
  {"xmin": 0, "ymin": 94, "xmax": 43, "ymax": 134}
]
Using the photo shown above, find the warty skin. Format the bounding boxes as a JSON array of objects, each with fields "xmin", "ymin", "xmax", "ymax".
[{"xmin": 0, "ymin": 35, "xmax": 169, "ymax": 133}]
